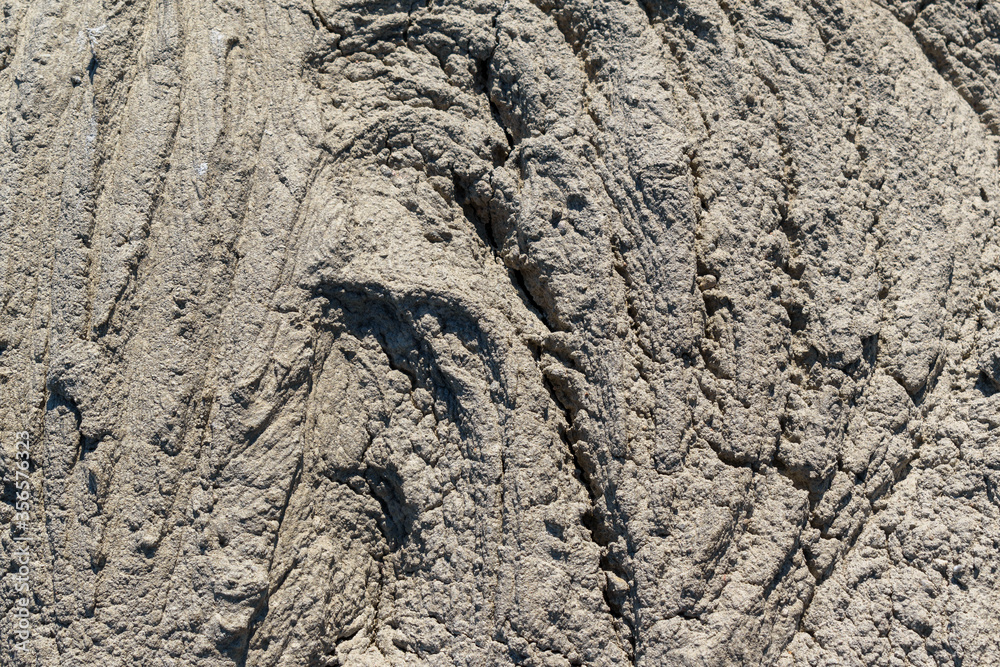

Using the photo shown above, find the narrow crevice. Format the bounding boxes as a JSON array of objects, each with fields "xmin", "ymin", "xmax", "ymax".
[
  {"xmin": 790, "ymin": 545, "xmax": 820, "ymax": 641},
  {"xmin": 611, "ymin": 235, "xmax": 659, "ymax": 369},
  {"xmin": 512, "ymin": 267, "xmax": 558, "ymax": 334},
  {"xmin": 541, "ymin": 370, "xmax": 635, "ymax": 661},
  {"xmin": 46, "ymin": 387, "xmax": 100, "ymax": 466},
  {"xmin": 376, "ymin": 335, "xmax": 419, "ymax": 394},
  {"xmin": 367, "ymin": 560, "xmax": 386, "ymax": 648},
  {"xmin": 309, "ymin": 0, "xmax": 337, "ymax": 33},
  {"xmin": 476, "ymin": 57, "xmax": 514, "ymax": 158},
  {"xmin": 452, "ymin": 172, "xmax": 499, "ymax": 257},
  {"xmin": 92, "ymin": 105, "xmax": 180, "ymax": 337},
  {"xmin": 330, "ymin": 624, "xmax": 362, "ymax": 654},
  {"xmin": 324, "ymin": 464, "xmax": 416, "ymax": 552},
  {"xmin": 542, "ymin": 375, "xmax": 596, "ymax": 496}
]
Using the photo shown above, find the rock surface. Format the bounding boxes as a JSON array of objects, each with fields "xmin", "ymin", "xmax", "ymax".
[{"xmin": 1, "ymin": 0, "xmax": 1000, "ymax": 664}]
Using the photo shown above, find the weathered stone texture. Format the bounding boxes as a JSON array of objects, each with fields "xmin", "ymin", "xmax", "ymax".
[{"xmin": 1, "ymin": 0, "xmax": 999, "ymax": 664}]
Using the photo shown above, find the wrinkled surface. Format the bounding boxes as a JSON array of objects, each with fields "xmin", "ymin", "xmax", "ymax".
[{"xmin": 1, "ymin": 0, "xmax": 999, "ymax": 664}]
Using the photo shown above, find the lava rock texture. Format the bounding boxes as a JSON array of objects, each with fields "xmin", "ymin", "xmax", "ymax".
[{"xmin": 2, "ymin": 0, "xmax": 1000, "ymax": 664}]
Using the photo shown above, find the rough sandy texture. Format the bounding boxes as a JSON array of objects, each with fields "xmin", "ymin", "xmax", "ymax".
[{"xmin": 1, "ymin": 0, "xmax": 999, "ymax": 664}]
